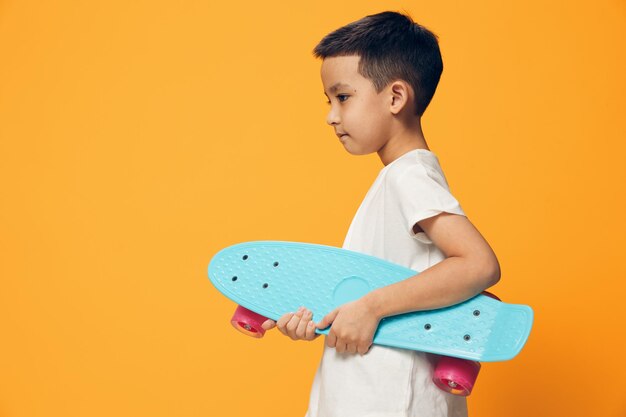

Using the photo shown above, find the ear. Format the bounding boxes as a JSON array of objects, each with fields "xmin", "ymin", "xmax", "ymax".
[{"xmin": 388, "ymin": 80, "xmax": 413, "ymax": 115}]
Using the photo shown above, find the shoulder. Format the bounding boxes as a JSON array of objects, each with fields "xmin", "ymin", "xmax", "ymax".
[
  {"xmin": 391, "ymin": 154, "xmax": 453, "ymax": 192},
  {"xmin": 385, "ymin": 158, "xmax": 443, "ymax": 191},
  {"xmin": 385, "ymin": 157, "xmax": 428, "ymax": 182}
]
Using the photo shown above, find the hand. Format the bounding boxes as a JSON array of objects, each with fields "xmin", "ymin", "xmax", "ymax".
[
  {"xmin": 261, "ymin": 306, "xmax": 320, "ymax": 341},
  {"xmin": 316, "ymin": 299, "xmax": 381, "ymax": 355}
]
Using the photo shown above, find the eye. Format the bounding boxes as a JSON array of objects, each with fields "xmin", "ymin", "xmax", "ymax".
[{"xmin": 325, "ymin": 95, "xmax": 349, "ymax": 105}]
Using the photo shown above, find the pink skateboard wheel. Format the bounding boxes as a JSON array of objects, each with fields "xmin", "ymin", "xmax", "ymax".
[
  {"xmin": 230, "ymin": 305, "xmax": 269, "ymax": 338},
  {"xmin": 432, "ymin": 356, "xmax": 481, "ymax": 396},
  {"xmin": 431, "ymin": 291, "xmax": 495, "ymax": 395}
]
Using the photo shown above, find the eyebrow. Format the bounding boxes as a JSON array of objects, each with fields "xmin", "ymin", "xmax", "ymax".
[{"xmin": 324, "ymin": 82, "xmax": 352, "ymax": 96}]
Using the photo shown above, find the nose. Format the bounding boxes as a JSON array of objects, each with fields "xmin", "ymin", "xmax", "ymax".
[{"xmin": 326, "ymin": 106, "xmax": 340, "ymax": 126}]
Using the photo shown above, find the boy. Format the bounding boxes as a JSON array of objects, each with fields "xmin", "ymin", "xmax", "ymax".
[{"xmin": 262, "ymin": 10, "xmax": 501, "ymax": 417}]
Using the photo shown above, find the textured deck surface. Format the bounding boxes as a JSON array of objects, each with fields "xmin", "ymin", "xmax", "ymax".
[{"xmin": 208, "ymin": 241, "xmax": 533, "ymax": 361}]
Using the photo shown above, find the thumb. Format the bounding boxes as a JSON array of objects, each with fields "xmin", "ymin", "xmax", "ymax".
[{"xmin": 316, "ymin": 309, "xmax": 338, "ymax": 329}]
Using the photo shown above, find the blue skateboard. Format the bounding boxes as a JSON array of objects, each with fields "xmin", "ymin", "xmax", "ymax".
[{"xmin": 207, "ymin": 240, "xmax": 534, "ymax": 395}]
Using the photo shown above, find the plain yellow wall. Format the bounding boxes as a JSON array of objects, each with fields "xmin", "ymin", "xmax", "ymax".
[{"xmin": 1, "ymin": 1, "xmax": 625, "ymax": 416}]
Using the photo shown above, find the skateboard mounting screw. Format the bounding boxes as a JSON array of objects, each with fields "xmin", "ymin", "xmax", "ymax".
[
  {"xmin": 424, "ymin": 324, "xmax": 431, "ymax": 330},
  {"xmin": 242, "ymin": 255, "xmax": 248, "ymax": 260},
  {"xmin": 232, "ymin": 276, "xmax": 238, "ymax": 281},
  {"xmin": 473, "ymin": 310, "xmax": 480, "ymax": 316},
  {"xmin": 262, "ymin": 283, "xmax": 269, "ymax": 289},
  {"xmin": 273, "ymin": 261, "xmax": 279, "ymax": 267},
  {"xmin": 464, "ymin": 334, "xmax": 471, "ymax": 341}
]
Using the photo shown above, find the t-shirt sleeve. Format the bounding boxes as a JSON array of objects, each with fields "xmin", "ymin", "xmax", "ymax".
[{"xmin": 388, "ymin": 163, "xmax": 466, "ymax": 240}]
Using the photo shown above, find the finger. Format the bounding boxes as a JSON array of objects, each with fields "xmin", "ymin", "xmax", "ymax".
[
  {"xmin": 277, "ymin": 312, "xmax": 295, "ymax": 327},
  {"xmin": 305, "ymin": 320, "xmax": 318, "ymax": 340},
  {"xmin": 336, "ymin": 342, "xmax": 346, "ymax": 354},
  {"xmin": 261, "ymin": 319, "xmax": 276, "ymax": 330},
  {"xmin": 276, "ymin": 312, "xmax": 295, "ymax": 335},
  {"xmin": 286, "ymin": 309, "xmax": 305, "ymax": 339},
  {"xmin": 316, "ymin": 309, "xmax": 338, "ymax": 330},
  {"xmin": 295, "ymin": 310, "xmax": 312, "ymax": 339},
  {"xmin": 357, "ymin": 343, "xmax": 371, "ymax": 355},
  {"xmin": 346, "ymin": 344, "xmax": 357, "ymax": 354},
  {"xmin": 326, "ymin": 331, "xmax": 337, "ymax": 348}
]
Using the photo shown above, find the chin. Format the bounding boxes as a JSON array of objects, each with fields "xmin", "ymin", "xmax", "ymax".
[{"xmin": 344, "ymin": 146, "xmax": 368, "ymax": 156}]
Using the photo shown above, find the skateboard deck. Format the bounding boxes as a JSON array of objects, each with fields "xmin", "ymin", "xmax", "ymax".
[{"xmin": 207, "ymin": 240, "xmax": 533, "ymax": 362}]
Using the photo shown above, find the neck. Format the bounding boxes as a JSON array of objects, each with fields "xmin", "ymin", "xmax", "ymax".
[{"xmin": 377, "ymin": 118, "xmax": 430, "ymax": 166}]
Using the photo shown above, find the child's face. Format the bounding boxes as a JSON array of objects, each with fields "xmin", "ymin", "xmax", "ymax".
[{"xmin": 321, "ymin": 55, "xmax": 392, "ymax": 155}]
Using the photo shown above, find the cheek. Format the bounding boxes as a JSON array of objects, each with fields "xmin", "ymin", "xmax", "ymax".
[
  {"xmin": 347, "ymin": 101, "xmax": 375, "ymax": 128},
  {"xmin": 361, "ymin": 111, "xmax": 387, "ymax": 136},
  {"xmin": 344, "ymin": 100, "xmax": 387, "ymax": 140}
]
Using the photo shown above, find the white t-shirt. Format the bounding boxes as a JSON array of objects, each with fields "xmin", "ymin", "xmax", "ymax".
[{"xmin": 305, "ymin": 148, "xmax": 469, "ymax": 417}]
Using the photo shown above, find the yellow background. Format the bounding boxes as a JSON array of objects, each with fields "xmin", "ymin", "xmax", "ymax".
[{"xmin": 1, "ymin": 1, "xmax": 625, "ymax": 416}]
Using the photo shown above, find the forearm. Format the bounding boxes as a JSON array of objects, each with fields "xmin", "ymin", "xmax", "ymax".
[{"xmin": 362, "ymin": 256, "xmax": 500, "ymax": 319}]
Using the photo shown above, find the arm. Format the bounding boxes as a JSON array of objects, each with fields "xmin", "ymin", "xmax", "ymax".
[
  {"xmin": 316, "ymin": 211, "xmax": 501, "ymax": 355},
  {"xmin": 363, "ymin": 212, "xmax": 501, "ymax": 318}
]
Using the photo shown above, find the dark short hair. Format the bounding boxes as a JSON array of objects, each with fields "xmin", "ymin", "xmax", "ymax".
[{"xmin": 313, "ymin": 10, "xmax": 443, "ymax": 117}]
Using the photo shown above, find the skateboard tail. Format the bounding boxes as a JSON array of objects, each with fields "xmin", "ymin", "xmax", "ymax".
[{"xmin": 482, "ymin": 304, "xmax": 534, "ymax": 362}]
